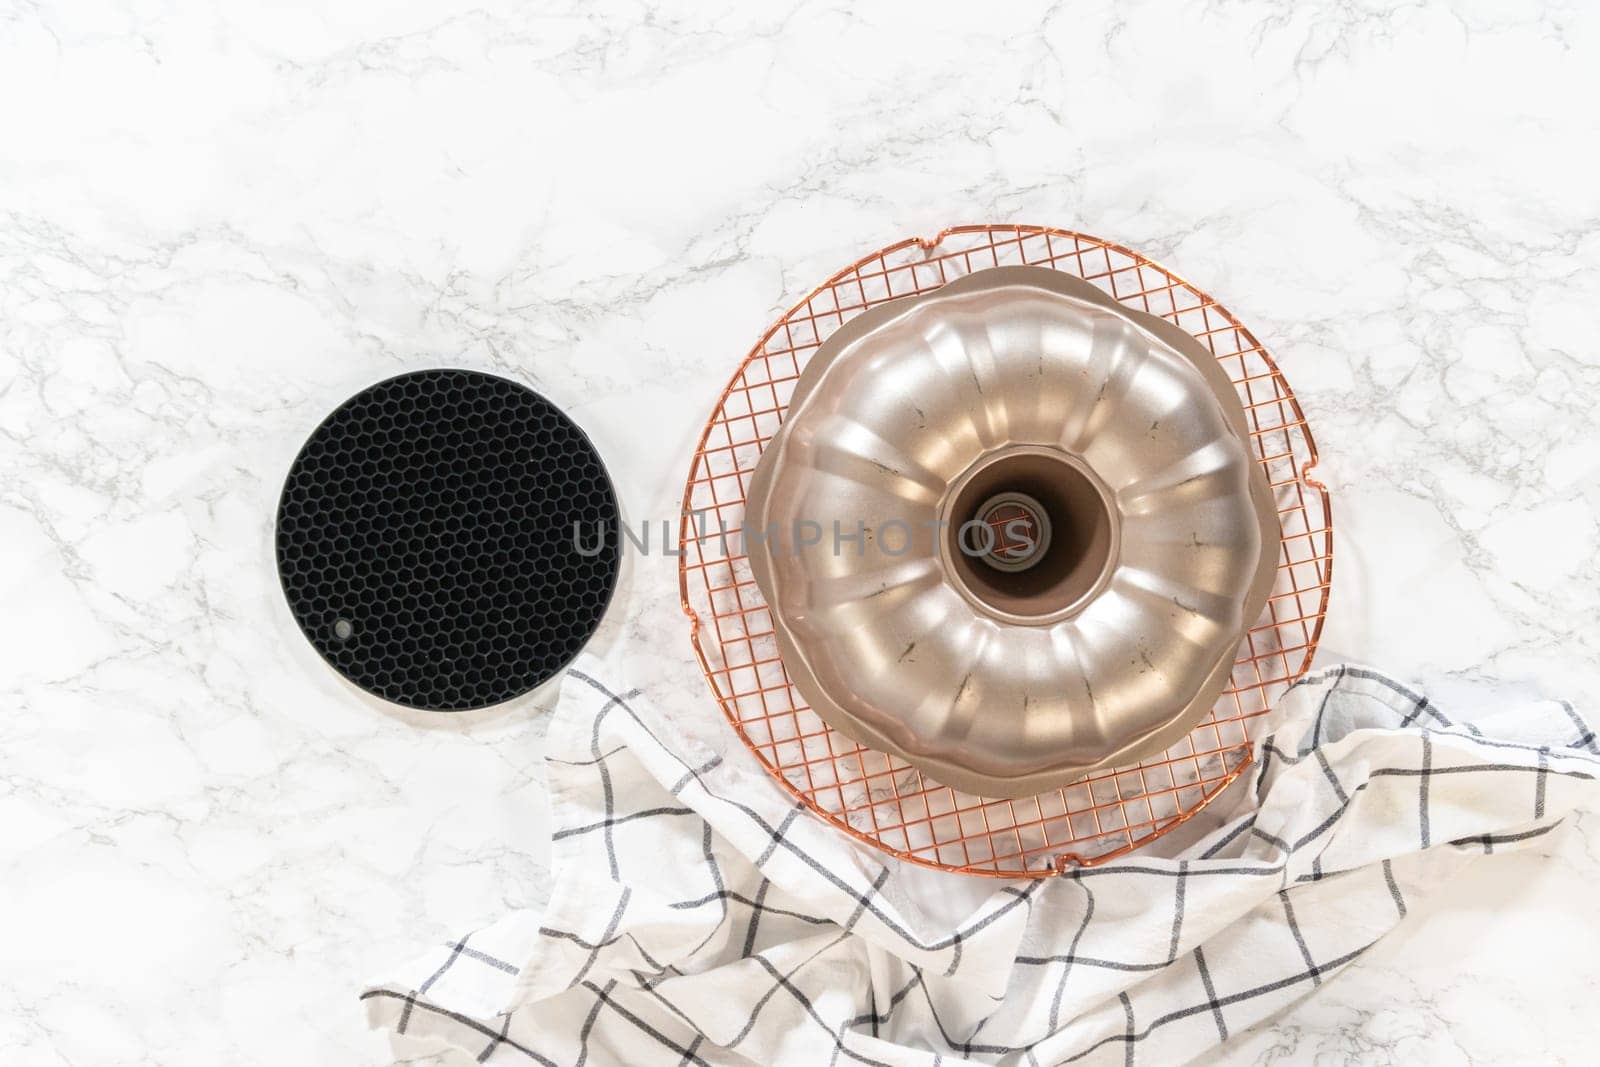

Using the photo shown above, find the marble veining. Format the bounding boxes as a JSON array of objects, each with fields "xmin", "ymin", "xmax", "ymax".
[{"xmin": 2, "ymin": 1, "xmax": 1597, "ymax": 1063}]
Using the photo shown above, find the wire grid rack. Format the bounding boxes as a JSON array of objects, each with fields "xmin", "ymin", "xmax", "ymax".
[{"xmin": 677, "ymin": 225, "xmax": 1332, "ymax": 877}]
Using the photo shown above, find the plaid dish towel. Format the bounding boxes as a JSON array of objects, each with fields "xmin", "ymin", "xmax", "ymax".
[{"xmin": 363, "ymin": 657, "xmax": 1598, "ymax": 1065}]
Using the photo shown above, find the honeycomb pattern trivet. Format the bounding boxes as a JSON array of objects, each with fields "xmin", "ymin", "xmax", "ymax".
[{"xmin": 276, "ymin": 369, "xmax": 620, "ymax": 710}]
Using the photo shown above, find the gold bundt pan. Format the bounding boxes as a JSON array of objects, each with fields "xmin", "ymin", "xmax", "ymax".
[{"xmin": 745, "ymin": 266, "xmax": 1278, "ymax": 798}]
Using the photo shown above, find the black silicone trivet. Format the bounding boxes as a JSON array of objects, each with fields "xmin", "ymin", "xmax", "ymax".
[{"xmin": 275, "ymin": 369, "xmax": 620, "ymax": 711}]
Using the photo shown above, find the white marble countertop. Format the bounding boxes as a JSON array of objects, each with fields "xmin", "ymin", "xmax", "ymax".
[{"xmin": 4, "ymin": 2, "xmax": 1598, "ymax": 1064}]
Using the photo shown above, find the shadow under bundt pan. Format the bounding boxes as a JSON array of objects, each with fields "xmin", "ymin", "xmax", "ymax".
[{"xmin": 745, "ymin": 267, "xmax": 1280, "ymax": 798}]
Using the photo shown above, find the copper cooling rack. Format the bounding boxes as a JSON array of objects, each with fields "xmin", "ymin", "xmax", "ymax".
[{"xmin": 677, "ymin": 225, "xmax": 1332, "ymax": 877}]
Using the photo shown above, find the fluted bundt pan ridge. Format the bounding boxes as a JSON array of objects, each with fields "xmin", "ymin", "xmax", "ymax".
[{"xmin": 744, "ymin": 266, "xmax": 1279, "ymax": 798}]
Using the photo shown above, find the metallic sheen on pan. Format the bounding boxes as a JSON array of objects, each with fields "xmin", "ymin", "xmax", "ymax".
[{"xmin": 744, "ymin": 266, "xmax": 1279, "ymax": 798}]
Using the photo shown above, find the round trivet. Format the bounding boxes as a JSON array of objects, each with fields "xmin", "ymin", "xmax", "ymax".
[
  {"xmin": 678, "ymin": 225, "xmax": 1333, "ymax": 876},
  {"xmin": 277, "ymin": 369, "xmax": 620, "ymax": 711}
]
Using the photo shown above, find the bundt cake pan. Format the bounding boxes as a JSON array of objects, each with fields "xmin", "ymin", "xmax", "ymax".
[{"xmin": 744, "ymin": 266, "xmax": 1279, "ymax": 798}]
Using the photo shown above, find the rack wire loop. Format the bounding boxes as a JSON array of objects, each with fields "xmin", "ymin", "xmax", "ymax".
[{"xmin": 678, "ymin": 225, "xmax": 1333, "ymax": 878}]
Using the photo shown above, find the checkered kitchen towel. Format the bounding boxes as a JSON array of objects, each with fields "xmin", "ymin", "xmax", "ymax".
[{"xmin": 363, "ymin": 657, "xmax": 1598, "ymax": 1065}]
